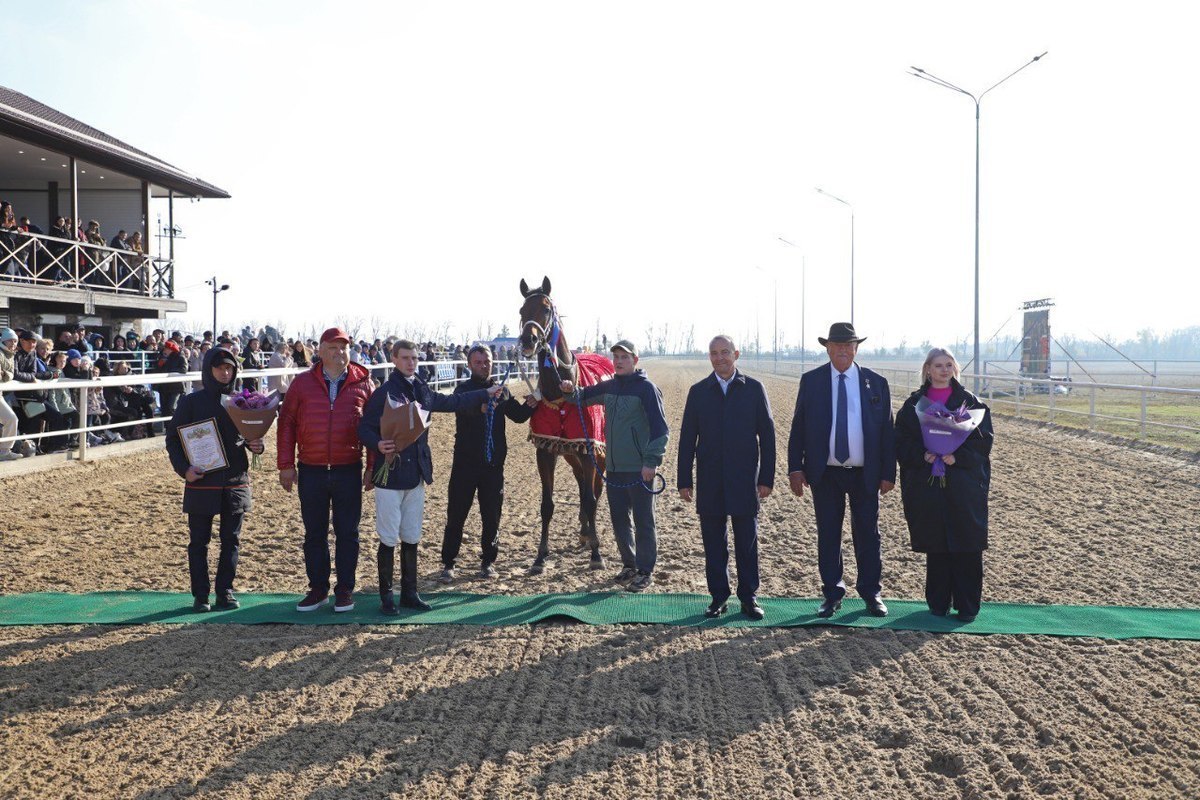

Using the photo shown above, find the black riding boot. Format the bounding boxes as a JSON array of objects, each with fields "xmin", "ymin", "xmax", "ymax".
[
  {"xmin": 378, "ymin": 543, "xmax": 398, "ymax": 616},
  {"xmin": 399, "ymin": 542, "xmax": 432, "ymax": 611}
]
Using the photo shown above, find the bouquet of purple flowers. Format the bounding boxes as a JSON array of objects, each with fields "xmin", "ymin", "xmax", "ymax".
[
  {"xmin": 221, "ymin": 389, "xmax": 280, "ymax": 469},
  {"xmin": 914, "ymin": 397, "xmax": 986, "ymax": 487}
]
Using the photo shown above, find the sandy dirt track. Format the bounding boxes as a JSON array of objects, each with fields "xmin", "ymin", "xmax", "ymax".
[{"xmin": 2, "ymin": 360, "xmax": 1199, "ymax": 798}]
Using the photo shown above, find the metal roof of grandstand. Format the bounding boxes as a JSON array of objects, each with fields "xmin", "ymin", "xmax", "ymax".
[{"xmin": 0, "ymin": 85, "xmax": 230, "ymax": 199}]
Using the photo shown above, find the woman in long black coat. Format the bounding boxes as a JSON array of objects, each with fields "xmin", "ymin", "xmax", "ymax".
[{"xmin": 894, "ymin": 348, "xmax": 993, "ymax": 621}]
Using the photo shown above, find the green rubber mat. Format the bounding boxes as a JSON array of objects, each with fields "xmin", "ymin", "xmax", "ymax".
[{"xmin": 1, "ymin": 592, "xmax": 1198, "ymax": 640}]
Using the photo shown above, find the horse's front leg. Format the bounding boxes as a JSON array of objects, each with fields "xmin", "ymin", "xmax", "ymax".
[
  {"xmin": 567, "ymin": 454, "xmax": 605, "ymax": 570},
  {"xmin": 531, "ymin": 448, "xmax": 556, "ymax": 575}
]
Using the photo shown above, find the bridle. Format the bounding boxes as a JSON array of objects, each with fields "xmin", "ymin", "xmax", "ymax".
[{"xmin": 518, "ymin": 292, "xmax": 575, "ymax": 397}]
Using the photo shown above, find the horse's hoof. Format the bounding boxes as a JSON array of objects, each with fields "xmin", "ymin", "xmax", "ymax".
[
  {"xmin": 529, "ymin": 562, "xmax": 545, "ymax": 576},
  {"xmin": 589, "ymin": 557, "xmax": 605, "ymax": 571}
]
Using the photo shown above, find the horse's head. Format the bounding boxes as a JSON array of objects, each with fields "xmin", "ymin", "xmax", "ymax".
[{"xmin": 518, "ymin": 276, "xmax": 554, "ymax": 359}]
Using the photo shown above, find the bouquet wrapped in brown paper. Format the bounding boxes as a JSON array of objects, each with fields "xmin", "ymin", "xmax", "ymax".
[
  {"xmin": 220, "ymin": 389, "xmax": 281, "ymax": 468},
  {"xmin": 373, "ymin": 394, "xmax": 431, "ymax": 483}
]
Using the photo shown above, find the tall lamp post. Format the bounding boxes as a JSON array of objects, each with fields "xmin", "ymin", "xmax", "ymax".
[
  {"xmin": 777, "ymin": 236, "xmax": 806, "ymax": 370},
  {"xmin": 205, "ymin": 276, "xmax": 230, "ymax": 337},
  {"xmin": 909, "ymin": 52, "xmax": 1048, "ymax": 391},
  {"xmin": 815, "ymin": 188, "xmax": 854, "ymax": 324}
]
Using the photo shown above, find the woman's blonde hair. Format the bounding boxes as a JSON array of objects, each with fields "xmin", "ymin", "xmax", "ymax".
[{"xmin": 921, "ymin": 347, "xmax": 960, "ymax": 384}]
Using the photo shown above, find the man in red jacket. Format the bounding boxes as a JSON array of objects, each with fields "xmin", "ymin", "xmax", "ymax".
[{"xmin": 277, "ymin": 327, "xmax": 375, "ymax": 613}]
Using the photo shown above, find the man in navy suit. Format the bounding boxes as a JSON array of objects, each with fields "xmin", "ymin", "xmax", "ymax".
[
  {"xmin": 787, "ymin": 322, "xmax": 896, "ymax": 618},
  {"xmin": 678, "ymin": 335, "xmax": 775, "ymax": 620}
]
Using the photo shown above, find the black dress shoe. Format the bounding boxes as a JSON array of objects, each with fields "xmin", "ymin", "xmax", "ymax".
[
  {"xmin": 704, "ymin": 600, "xmax": 727, "ymax": 618},
  {"xmin": 213, "ymin": 593, "xmax": 240, "ymax": 611},
  {"xmin": 929, "ymin": 608, "xmax": 948, "ymax": 617},
  {"xmin": 740, "ymin": 602, "xmax": 765, "ymax": 621},
  {"xmin": 865, "ymin": 597, "xmax": 889, "ymax": 617},
  {"xmin": 817, "ymin": 599, "xmax": 842, "ymax": 618},
  {"xmin": 957, "ymin": 612, "xmax": 977, "ymax": 623}
]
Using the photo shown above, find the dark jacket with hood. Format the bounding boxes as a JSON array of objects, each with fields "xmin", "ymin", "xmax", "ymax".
[
  {"xmin": 358, "ymin": 370, "xmax": 489, "ymax": 490},
  {"xmin": 165, "ymin": 347, "xmax": 253, "ymax": 515},
  {"xmin": 578, "ymin": 368, "xmax": 669, "ymax": 473},
  {"xmin": 894, "ymin": 378, "xmax": 993, "ymax": 553}
]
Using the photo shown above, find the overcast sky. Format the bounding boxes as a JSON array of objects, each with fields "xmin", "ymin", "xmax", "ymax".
[{"xmin": 8, "ymin": 1, "xmax": 1199, "ymax": 349}]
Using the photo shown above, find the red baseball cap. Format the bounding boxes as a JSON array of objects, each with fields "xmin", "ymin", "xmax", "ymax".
[{"xmin": 319, "ymin": 327, "xmax": 351, "ymax": 345}]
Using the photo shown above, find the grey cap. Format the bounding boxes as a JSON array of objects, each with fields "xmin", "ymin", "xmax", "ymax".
[{"xmin": 610, "ymin": 339, "xmax": 638, "ymax": 357}]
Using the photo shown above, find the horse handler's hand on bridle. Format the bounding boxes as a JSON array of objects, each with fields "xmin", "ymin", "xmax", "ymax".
[
  {"xmin": 679, "ymin": 487, "xmax": 694, "ymax": 503},
  {"xmin": 560, "ymin": 380, "xmax": 575, "ymax": 394}
]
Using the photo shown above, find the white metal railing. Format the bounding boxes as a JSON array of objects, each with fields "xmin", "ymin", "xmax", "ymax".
[
  {"xmin": 0, "ymin": 228, "xmax": 173, "ymax": 297},
  {"xmin": 0, "ymin": 359, "xmax": 534, "ymax": 462},
  {"xmin": 86, "ymin": 349, "xmax": 157, "ymax": 374},
  {"xmin": 871, "ymin": 368, "xmax": 1200, "ymax": 443}
]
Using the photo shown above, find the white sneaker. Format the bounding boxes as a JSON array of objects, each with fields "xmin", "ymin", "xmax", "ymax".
[{"xmin": 87, "ymin": 434, "xmax": 104, "ymax": 446}]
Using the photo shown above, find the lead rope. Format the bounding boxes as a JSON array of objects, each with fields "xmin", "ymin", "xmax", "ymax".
[
  {"xmin": 572, "ymin": 387, "xmax": 666, "ymax": 494},
  {"xmin": 484, "ymin": 364, "xmax": 514, "ymax": 465}
]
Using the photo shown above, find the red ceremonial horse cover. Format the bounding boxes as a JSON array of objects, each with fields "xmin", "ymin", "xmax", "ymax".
[{"xmin": 528, "ymin": 352, "xmax": 614, "ymax": 456}]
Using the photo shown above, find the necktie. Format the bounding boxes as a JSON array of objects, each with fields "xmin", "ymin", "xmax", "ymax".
[{"xmin": 835, "ymin": 373, "xmax": 850, "ymax": 463}]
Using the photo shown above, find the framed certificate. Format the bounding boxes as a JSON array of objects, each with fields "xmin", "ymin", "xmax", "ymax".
[{"xmin": 177, "ymin": 418, "xmax": 229, "ymax": 472}]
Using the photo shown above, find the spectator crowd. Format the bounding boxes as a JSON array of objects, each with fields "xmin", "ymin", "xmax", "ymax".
[
  {"xmin": 0, "ymin": 321, "xmax": 526, "ymax": 461},
  {"xmin": 1, "ymin": 199, "xmax": 147, "ymax": 290}
]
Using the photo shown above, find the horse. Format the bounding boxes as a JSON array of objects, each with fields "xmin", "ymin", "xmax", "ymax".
[{"xmin": 518, "ymin": 276, "xmax": 612, "ymax": 575}]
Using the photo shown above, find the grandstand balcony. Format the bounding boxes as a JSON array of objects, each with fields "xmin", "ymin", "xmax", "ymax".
[{"xmin": 0, "ymin": 84, "xmax": 228, "ymax": 333}]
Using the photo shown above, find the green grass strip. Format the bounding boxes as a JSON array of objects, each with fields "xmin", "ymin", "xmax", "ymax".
[{"xmin": 1, "ymin": 592, "xmax": 1199, "ymax": 640}]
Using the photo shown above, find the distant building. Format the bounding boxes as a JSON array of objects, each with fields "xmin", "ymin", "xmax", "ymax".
[{"xmin": 0, "ymin": 85, "xmax": 228, "ymax": 342}]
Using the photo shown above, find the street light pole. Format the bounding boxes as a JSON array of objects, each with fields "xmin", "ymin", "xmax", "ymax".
[
  {"xmin": 909, "ymin": 52, "xmax": 1048, "ymax": 392},
  {"xmin": 777, "ymin": 237, "xmax": 807, "ymax": 370},
  {"xmin": 205, "ymin": 276, "xmax": 230, "ymax": 337},
  {"xmin": 815, "ymin": 188, "xmax": 854, "ymax": 324}
]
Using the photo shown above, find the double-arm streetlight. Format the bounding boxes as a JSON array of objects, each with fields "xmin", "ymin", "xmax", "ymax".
[
  {"xmin": 205, "ymin": 276, "xmax": 230, "ymax": 337},
  {"xmin": 815, "ymin": 187, "xmax": 853, "ymax": 324},
  {"xmin": 777, "ymin": 236, "xmax": 806, "ymax": 370},
  {"xmin": 909, "ymin": 52, "xmax": 1048, "ymax": 391}
]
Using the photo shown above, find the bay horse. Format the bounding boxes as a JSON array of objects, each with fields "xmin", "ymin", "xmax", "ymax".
[{"xmin": 518, "ymin": 276, "xmax": 608, "ymax": 574}]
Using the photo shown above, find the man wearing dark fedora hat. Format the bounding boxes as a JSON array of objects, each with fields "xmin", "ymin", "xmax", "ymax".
[{"xmin": 787, "ymin": 322, "xmax": 896, "ymax": 618}]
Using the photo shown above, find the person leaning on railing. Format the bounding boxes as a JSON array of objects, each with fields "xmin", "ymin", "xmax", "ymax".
[
  {"xmin": 104, "ymin": 361, "xmax": 155, "ymax": 439},
  {"xmin": 41, "ymin": 350, "xmax": 76, "ymax": 453},
  {"xmin": 46, "ymin": 217, "xmax": 72, "ymax": 283},
  {"xmin": 0, "ymin": 201, "xmax": 20, "ymax": 279},
  {"xmin": 11, "ymin": 331, "xmax": 60, "ymax": 456},
  {"xmin": 127, "ymin": 231, "xmax": 146, "ymax": 291},
  {"xmin": 154, "ymin": 340, "xmax": 189, "ymax": 422},
  {"xmin": 241, "ymin": 337, "xmax": 266, "ymax": 393},
  {"xmin": 266, "ymin": 339, "xmax": 294, "ymax": 400},
  {"xmin": 0, "ymin": 328, "xmax": 23, "ymax": 461}
]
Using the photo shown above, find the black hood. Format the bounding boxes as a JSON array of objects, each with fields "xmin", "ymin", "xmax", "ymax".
[{"xmin": 201, "ymin": 346, "xmax": 238, "ymax": 395}]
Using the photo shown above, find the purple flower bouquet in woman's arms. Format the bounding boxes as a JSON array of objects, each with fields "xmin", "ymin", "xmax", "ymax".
[
  {"xmin": 220, "ymin": 389, "xmax": 281, "ymax": 468},
  {"xmin": 914, "ymin": 397, "xmax": 986, "ymax": 487}
]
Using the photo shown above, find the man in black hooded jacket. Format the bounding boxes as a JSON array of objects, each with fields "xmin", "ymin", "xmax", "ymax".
[{"xmin": 166, "ymin": 347, "xmax": 264, "ymax": 612}]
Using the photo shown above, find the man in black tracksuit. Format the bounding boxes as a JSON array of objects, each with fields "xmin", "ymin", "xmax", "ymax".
[
  {"xmin": 438, "ymin": 345, "xmax": 534, "ymax": 581},
  {"xmin": 165, "ymin": 346, "xmax": 264, "ymax": 612}
]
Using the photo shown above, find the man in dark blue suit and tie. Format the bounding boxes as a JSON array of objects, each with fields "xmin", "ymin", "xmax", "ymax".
[
  {"xmin": 678, "ymin": 335, "xmax": 776, "ymax": 620},
  {"xmin": 787, "ymin": 322, "xmax": 896, "ymax": 618}
]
